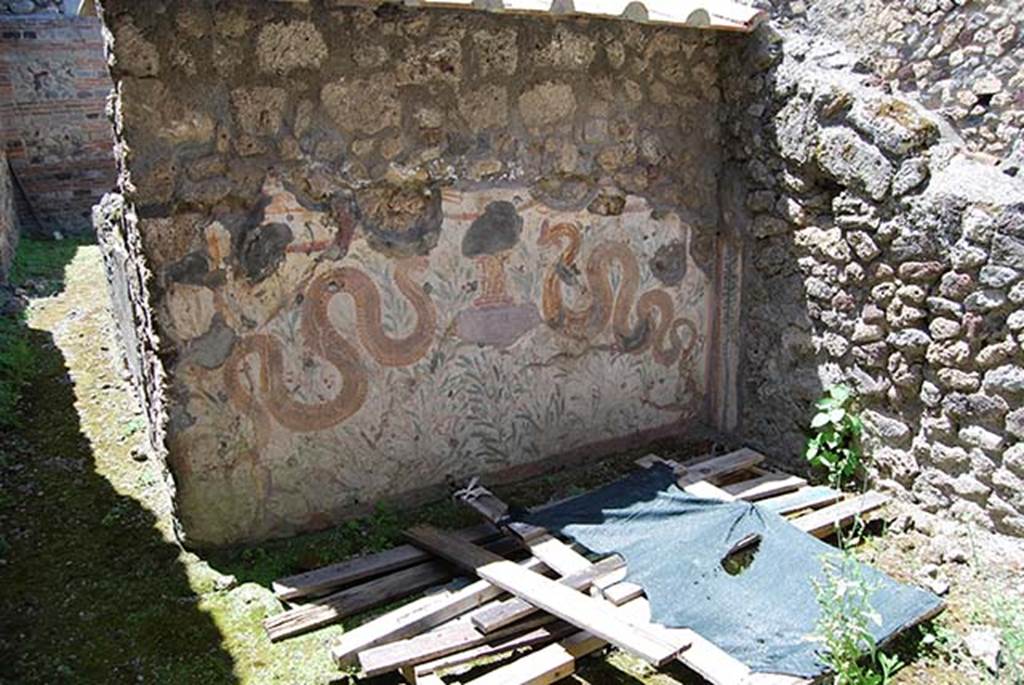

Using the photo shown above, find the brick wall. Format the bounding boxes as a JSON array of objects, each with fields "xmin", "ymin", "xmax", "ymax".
[
  {"xmin": 0, "ymin": 145, "xmax": 14, "ymax": 284},
  {"xmin": 0, "ymin": 12, "xmax": 115, "ymax": 236}
]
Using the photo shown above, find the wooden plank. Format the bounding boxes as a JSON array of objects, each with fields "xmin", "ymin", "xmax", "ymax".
[
  {"xmin": 677, "ymin": 448, "xmax": 765, "ymax": 486},
  {"xmin": 758, "ymin": 485, "xmax": 844, "ymax": 516},
  {"xmin": 724, "ymin": 473, "xmax": 807, "ymax": 501},
  {"xmin": 405, "ymin": 525, "xmax": 682, "ymax": 666},
  {"xmin": 272, "ymin": 522, "xmax": 497, "ymax": 600},
  {"xmin": 464, "ymin": 596, "xmax": 690, "ymax": 685},
  {"xmin": 329, "ymin": 555, "xmax": 549, "ymax": 665},
  {"xmin": 470, "ymin": 556, "xmax": 626, "ymax": 634},
  {"xmin": 683, "ymin": 479, "xmax": 737, "ymax": 500},
  {"xmin": 792, "ymin": 491, "xmax": 889, "ymax": 538},
  {"xmin": 414, "ymin": 620, "xmax": 580, "ymax": 676},
  {"xmin": 462, "ymin": 641, "xmax": 576, "ymax": 685},
  {"xmin": 525, "ymin": 534, "xmax": 593, "ymax": 576},
  {"xmin": 265, "ymin": 559, "xmax": 455, "ymax": 642},
  {"xmin": 359, "ymin": 610, "xmax": 564, "ymax": 676}
]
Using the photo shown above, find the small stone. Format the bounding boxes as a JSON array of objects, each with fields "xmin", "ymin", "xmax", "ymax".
[
  {"xmin": 256, "ymin": 20, "xmax": 327, "ymax": 75},
  {"xmin": 898, "ymin": 261, "xmax": 945, "ymax": 283},
  {"xmin": 1005, "ymin": 444, "xmax": 1024, "ymax": 477},
  {"xmin": 1009, "ymin": 282, "xmax": 1024, "ymax": 305},
  {"xmin": 937, "ymin": 368, "xmax": 980, "ymax": 392},
  {"xmin": 952, "ymin": 472, "xmax": 992, "ymax": 501},
  {"xmin": 847, "ymin": 231, "xmax": 880, "ymax": 261},
  {"xmin": 517, "ymin": 80, "xmax": 580, "ymax": 130},
  {"xmin": 1007, "ymin": 311, "xmax": 1024, "ymax": 332},
  {"xmin": 920, "ymin": 574, "xmax": 950, "ymax": 596},
  {"xmin": 977, "ymin": 340, "xmax": 1018, "ymax": 367},
  {"xmin": 852, "ymin": 322, "xmax": 886, "ymax": 343},
  {"xmin": 950, "ymin": 242, "xmax": 989, "ymax": 271},
  {"xmin": 979, "ymin": 265, "xmax": 1021, "ymax": 288},
  {"xmin": 926, "ymin": 297, "xmax": 963, "ymax": 317},
  {"xmin": 964, "ymin": 289, "xmax": 1008, "ymax": 312},
  {"xmin": 939, "ymin": 272, "xmax": 973, "ymax": 301},
  {"xmin": 816, "ymin": 127, "xmax": 893, "ymax": 201},
  {"xmin": 1006, "ymin": 407, "xmax": 1024, "ymax": 440},
  {"xmin": 983, "ymin": 365, "xmax": 1024, "ymax": 394},
  {"xmin": 928, "ymin": 317, "xmax": 961, "ymax": 340},
  {"xmin": 926, "ymin": 340, "xmax": 971, "ymax": 367},
  {"xmin": 973, "ymin": 75, "xmax": 1003, "ymax": 96},
  {"xmin": 958, "ymin": 425, "xmax": 1004, "ymax": 451},
  {"xmin": 863, "ymin": 409, "xmax": 912, "ymax": 446},
  {"xmin": 931, "ymin": 443, "xmax": 969, "ymax": 469},
  {"xmin": 896, "ymin": 284, "xmax": 927, "ymax": 305},
  {"xmin": 992, "ymin": 234, "xmax": 1024, "ymax": 270},
  {"xmin": 962, "ymin": 208, "xmax": 996, "ymax": 244},
  {"xmin": 892, "ymin": 157, "xmax": 929, "ymax": 196},
  {"xmin": 964, "ymin": 629, "xmax": 1001, "ymax": 673},
  {"xmin": 888, "ymin": 328, "xmax": 931, "ymax": 355}
]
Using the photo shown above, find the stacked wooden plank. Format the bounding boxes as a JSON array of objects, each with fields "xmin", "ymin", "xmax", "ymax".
[{"xmin": 265, "ymin": 449, "xmax": 894, "ymax": 684}]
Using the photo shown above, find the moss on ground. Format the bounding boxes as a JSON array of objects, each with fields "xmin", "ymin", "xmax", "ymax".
[{"xmin": 0, "ymin": 240, "xmax": 1020, "ymax": 684}]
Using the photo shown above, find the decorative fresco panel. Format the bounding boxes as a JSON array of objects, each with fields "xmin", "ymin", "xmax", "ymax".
[{"xmin": 167, "ymin": 185, "xmax": 718, "ymax": 543}]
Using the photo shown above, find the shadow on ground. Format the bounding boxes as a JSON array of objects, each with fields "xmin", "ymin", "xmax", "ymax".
[{"xmin": 0, "ymin": 239, "xmax": 236, "ymax": 684}]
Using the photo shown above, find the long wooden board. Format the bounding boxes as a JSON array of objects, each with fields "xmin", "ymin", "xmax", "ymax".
[
  {"xmin": 758, "ymin": 485, "xmax": 844, "ymax": 516},
  {"xmin": 414, "ymin": 620, "xmax": 580, "ymax": 676},
  {"xmin": 329, "ymin": 555, "xmax": 548, "ymax": 664},
  {"xmin": 266, "ymin": 559, "xmax": 454, "ymax": 641},
  {"xmin": 272, "ymin": 523, "xmax": 497, "ymax": 600},
  {"xmin": 724, "ymin": 472, "xmax": 807, "ymax": 501},
  {"xmin": 405, "ymin": 525, "xmax": 682, "ymax": 666},
  {"xmin": 792, "ymin": 491, "xmax": 888, "ymax": 538},
  {"xmin": 677, "ymin": 448, "xmax": 765, "ymax": 486},
  {"xmin": 470, "ymin": 560, "xmax": 631, "ymax": 634},
  {"xmin": 359, "ymin": 610, "xmax": 564, "ymax": 676}
]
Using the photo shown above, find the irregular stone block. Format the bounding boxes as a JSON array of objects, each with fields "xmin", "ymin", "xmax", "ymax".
[{"xmin": 815, "ymin": 127, "xmax": 893, "ymax": 201}]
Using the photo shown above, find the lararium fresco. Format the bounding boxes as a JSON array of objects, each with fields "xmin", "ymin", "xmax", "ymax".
[{"xmin": 165, "ymin": 183, "xmax": 721, "ymax": 544}]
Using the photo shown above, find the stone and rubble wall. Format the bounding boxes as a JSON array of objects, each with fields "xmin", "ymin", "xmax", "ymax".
[
  {"xmin": 760, "ymin": 0, "xmax": 1024, "ymax": 167},
  {"xmin": 721, "ymin": 30, "xmax": 1024, "ymax": 537},
  {"xmin": 97, "ymin": 0, "xmax": 734, "ymax": 546},
  {"xmin": 0, "ymin": 11, "xmax": 115, "ymax": 236},
  {"xmin": 0, "ymin": 146, "xmax": 15, "ymax": 284}
]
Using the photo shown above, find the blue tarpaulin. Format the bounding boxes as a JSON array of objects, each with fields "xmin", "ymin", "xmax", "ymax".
[{"xmin": 522, "ymin": 464, "xmax": 942, "ymax": 678}]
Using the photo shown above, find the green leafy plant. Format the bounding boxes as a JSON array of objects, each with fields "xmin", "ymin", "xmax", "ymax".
[
  {"xmin": 815, "ymin": 552, "xmax": 904, "ymax": 685},
  {"xmin": 991, "ymin": 595, "xmax": 1023, "ymax": 684},
  {"xmin": 806, "ymin": 384, "xmax": 864, "ymax": 491}
]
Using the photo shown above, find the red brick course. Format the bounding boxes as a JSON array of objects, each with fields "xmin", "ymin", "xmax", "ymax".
[{"xmin": 0, "ymin": 13, "xmax": 115, "ymax": 236}]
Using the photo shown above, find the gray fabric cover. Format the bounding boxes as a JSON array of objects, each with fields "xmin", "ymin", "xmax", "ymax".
[{"xmin": 522, "ymin": 464, "xmax": 942, "ymax": 677}]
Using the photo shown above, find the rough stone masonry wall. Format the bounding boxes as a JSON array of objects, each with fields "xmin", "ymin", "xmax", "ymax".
[
  {"xmin": 97, "ymin": 0, "xmax": 731, "ymax": 546},
  {"xmin": 721, "ymin": 31, "xmax": 1024, "ymax": 537},
  {"xmin": 761, "ymin": 0, "xmax": 1024, "ymax": 167},
  {"xmin": 0, "ymin": 10, "xmax": 115, "ymax": 236}
]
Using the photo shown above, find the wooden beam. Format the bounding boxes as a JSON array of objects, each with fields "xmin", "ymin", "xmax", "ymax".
[
  {"xmin": 758, "ymin": 485, "xmax": 844, "ymax": 516},
  {"xmin": 272, "ymin": 523, "xmax": 497, "ymax": 600},
  {"xmin": 792, "ymin": 491, "xmax": 889, "ymax": 538},
  {"xmin": 267, "ymin": 535, "xmax": 520, "ymax": 641},
  {"xmin": 414, "ymin": 620, "xmax": 580, "ymax": 676},
  {"xmin": 724, "ymin": 472, "xmax": 807, "ymax": 501},
  {"xmin": 329, "ymin": 555, "xmax": 549, "ymax": 664},
  {"xmin": 405, "ymin": 525, "xmax": 683, "ymax": 666},
  {"xmin": 677, "ymin": 448, "xmax": 765, "ymax": 487},
  {"xmin": 265, "ymin": 560, "xmax": 454, "ymax": 641},
  {"xmin": 470, "ymin": 556, "xmax": 626, "ymax": 634},
  {"xmin": 359, "ymin": 611, "xmax": 565, "ymax": 676}
]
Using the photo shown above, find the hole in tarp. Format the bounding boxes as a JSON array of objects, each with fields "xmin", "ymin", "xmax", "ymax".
[{"xmin": 721, "ymin": 533, "xmax": 762, "ymax": 576}]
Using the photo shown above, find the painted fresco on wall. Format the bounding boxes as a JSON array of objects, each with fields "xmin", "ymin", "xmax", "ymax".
[{"xmin": 168, "ymin": 184, "xmax": 713, "ymax": 541}]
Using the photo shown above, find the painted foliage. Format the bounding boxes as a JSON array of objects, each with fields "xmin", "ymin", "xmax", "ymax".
[{"xmin": 168, "ymin": 186, "xmax": 715, "ymax": 542}]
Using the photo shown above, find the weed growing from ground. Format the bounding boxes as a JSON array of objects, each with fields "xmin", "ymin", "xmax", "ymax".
[
  {"xmin": 991, "ymin": 595, "xmax": 1024, "ymax": 683},
  {"xmin": 805, "ymin": 384, "xmax": 864, "ymax": 491},
  {"xmin": 814, "ymin": 553, "xmax": 903, "ymax": 685},
  {"xmin": 0, "ymin": 314, "xmax": 35, "ymax": 427}
]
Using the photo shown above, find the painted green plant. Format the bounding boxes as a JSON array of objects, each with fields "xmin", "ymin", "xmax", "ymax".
[{"xmin": 805, "ymin": 384, "xmax": 864, "ymax": 491}]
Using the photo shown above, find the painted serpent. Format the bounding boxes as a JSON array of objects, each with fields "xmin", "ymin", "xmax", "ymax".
[
  {"xmin": 225, "ymin": 257, "xmax": 436, "ymax": 431},
  {"xmin": 539, "ymin": 220, "xmax": 696, "ymax": 367}
]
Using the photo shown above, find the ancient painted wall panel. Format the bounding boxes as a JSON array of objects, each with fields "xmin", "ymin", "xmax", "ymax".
[
  {"xmin": 96, "ymin": 0, "xmax": 729, "ymax": 545},
  {"xmin": 166, "ymin": 186, "xmax": 715, "ymax": 542}
]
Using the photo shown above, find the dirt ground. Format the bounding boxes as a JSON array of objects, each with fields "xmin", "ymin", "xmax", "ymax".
[{"xmin": 1, "ymin": 241, "xmax": 1021, "ymax": 684}]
